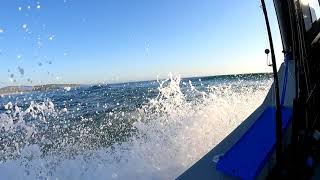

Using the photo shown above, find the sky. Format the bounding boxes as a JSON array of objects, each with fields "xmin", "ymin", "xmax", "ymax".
[{"xmin": 0, "ymin": 0, "xmax": 284, "ymax": 86}]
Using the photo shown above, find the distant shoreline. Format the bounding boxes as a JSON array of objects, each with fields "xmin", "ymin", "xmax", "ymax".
[
  {"xmin": 0, "ymin": 72, "xmax": 272, "ymax": 96},
  {"xmin": 0, "ymin": 84, "xmax": 80, "ymax": 96}
]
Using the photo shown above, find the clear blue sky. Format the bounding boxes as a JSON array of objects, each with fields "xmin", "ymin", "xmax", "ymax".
[{"xmin": 0, "ymin": 0, "xmax": 283, "ymax": 86}]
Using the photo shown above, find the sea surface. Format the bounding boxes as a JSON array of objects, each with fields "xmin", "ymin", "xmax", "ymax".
[{"xmin": 0, "ymin": 73, "xmax": 272, "ymax": 180}]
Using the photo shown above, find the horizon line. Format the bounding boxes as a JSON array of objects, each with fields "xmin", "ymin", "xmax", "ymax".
[{"xmin": 0, "ymin": 72, "xmax": 272, "ymax": 88}]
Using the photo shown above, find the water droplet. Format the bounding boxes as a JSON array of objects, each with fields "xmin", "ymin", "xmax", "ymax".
[
  {"xmin": 22, "ymin": 24, "xmax": 27, "ymax": 29},
  {"xmin": 4, "ymin": 102, "xmax": 13, "ymax": 110},
  {"xmin": 18, "ymin": 66, "xmax": 24, "ymax": 75},
  {"xmin": 64, "ymin": 87, "xmax": 71, "ymax": 91},
  {"xmin": 0, "ymin": 28, "xmax": 4, "ymax": 33},
  {"xmin": 49, "ymin": 35, "xmax": 55, "ymax": 41},
  {"xmin": 18, "ymin": 7, "xmax": 22, "ymax": 11},
  {"xmin": 37, "ymin": 5, "xmax": 41, "ymax": 9},
  {"xmin": 145, "ymin": 41, "xmax": 150, "ymax": 53}
]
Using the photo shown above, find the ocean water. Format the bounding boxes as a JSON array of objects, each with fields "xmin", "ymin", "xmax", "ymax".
[{"xmin": 0, "ymin": 73, "xmax": 272, "ymax": 180}]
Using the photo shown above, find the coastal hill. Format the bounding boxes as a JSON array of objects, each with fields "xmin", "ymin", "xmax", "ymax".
[{"xmin": 0, "ymin": 84, "xmax": 80, "ymax": 96}]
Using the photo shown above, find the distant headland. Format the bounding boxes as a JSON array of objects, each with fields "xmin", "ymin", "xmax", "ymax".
[{"xmin": 0, "ymin": 84, "xmax": 80, "ymax": 96}]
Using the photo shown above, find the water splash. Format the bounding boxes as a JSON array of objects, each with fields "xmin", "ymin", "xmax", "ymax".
[{"xmin": 0, "ymin": 74, "xmax": 272, "ymax": 179}]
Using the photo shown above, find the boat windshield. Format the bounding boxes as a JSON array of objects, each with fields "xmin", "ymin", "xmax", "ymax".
[{"xmin": 0, "ymin": 1, "xmax": 283, "ymax": 179}]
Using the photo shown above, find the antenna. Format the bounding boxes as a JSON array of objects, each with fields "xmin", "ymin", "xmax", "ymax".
[{"xmin": 261, "ymin": 0, "xmax": 283, "ymax": 169}]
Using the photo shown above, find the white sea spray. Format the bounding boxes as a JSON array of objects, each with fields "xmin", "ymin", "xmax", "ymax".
[{"xmin": 0, "ymin": 75, "xmax": 272, "ymax": 179}]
